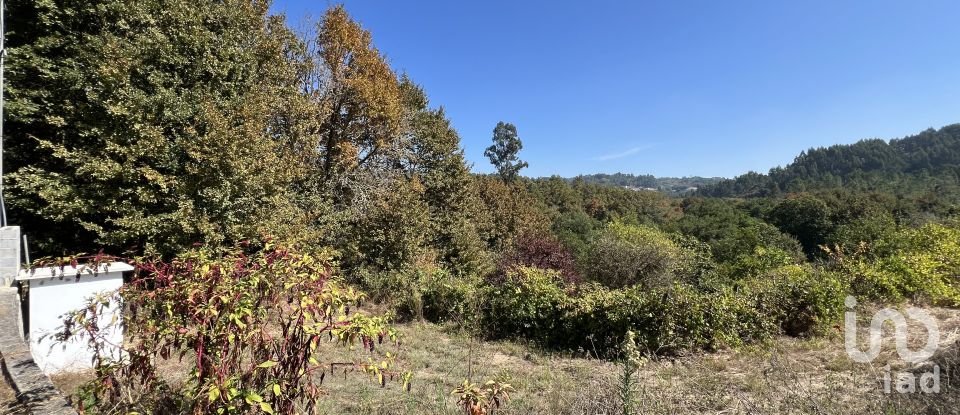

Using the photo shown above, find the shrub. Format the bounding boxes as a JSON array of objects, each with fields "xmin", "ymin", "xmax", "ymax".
[
  {"xmin": 481, "ymin": 267, "xmax": 572, "ymax": 344},
  {"xmin": 586, "ymin": 222, "xmax": 680, "ymax": 288},
  {"xmin": 840, "ymin": 222, "xmax": 960, "ymax": 305},
  {"xmin": 827, "ymin": 213, "xmax": 899, "ymax": 258},
  {"xmin": 496, "ymin": 231, "xmax": 580, "ymax": 284},
  {"xmin": 893, "ymin": 222, "xmax": 960, "ymax": 304},
  {"xmin": 672, "ymin": 198, "xmax": 803, "ymax": 264},
  {"xmin": 742, "ymin": 265, "xmax": 847, "ymax": 336},
  {"xmin": 452, "ymin": 378, "xmax": 514, "ymax": 415},
  {"xmin": 361, "ymin": 255, "xmax": 483, "ymax": 326},
  {"xmin": 717, "ymin": 221, "xmax": 806, "ymax": 265},
  {"xmin": 670, "ymin": 233, "xmax": 721, "ymax": 289},
  {"xmin": 339, "ymin": 177, "xmax": 432, "ymax": 274},
  {"xmin": 565, "ymin": 284, "xmax": 769, "ymax": 355},
  {"xmin": 843, "ymin": 257, "xmax": 917, "ymax": 304},
  {"xmin": 621, "ymin": 284, "xmax": 764, "ymax": 354},
  {"xmin": 58, "ymin": 242, "xmax": 408, "ymax": 414},
  {"xmin": 724, "ymin": 245, "xmax": 799, "ymax": 281},
  {"xmin": 416, "ymin": 269, "xmax": 482, "ymax": 325},
  {"xmin": 767, "ymin": 194, "xmax": 834, "ymax": 257},
  {"xmin": 552, "ymin": 209, "xmax": 602, "ymax": 264},
  {"xmin": 479, "ymin": 252, "xmax": 848, "ymax": 356}
]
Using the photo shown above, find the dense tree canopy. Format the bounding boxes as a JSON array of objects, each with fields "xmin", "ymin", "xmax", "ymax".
[
  {"xmin": 700, "ymin": 124, "xmax": 960, "ymax": 202},
  {"xmin": 6, "ymin": 0, "xmax": 304, "ymax": 255}
]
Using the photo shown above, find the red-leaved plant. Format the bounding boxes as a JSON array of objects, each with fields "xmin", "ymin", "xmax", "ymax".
[
  {"xmin": 56, "ymin": 240, "xmax": 410, "ymax": 414},
  {"xmin": 494, "ymin": 232, "xmax": 580, "ymax": 285}
]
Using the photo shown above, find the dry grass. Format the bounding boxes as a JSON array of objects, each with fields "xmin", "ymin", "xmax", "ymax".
[
  {"xmin": 0, "ymin": 376, "xmax": 26, "ymax": 415},
  {"xmin": 312, "ymin": 305, "xmax": 960, "ymax": 414},
  {"xmin": 622, "ymin": 305, "xmax": 960, "ymax": 415},
  {"xmin": 311, "ymin": 322, "xmax": 621, "ymax": 414},
  {"xmin": 49, "ymin": 305, "xmax": 960, "ymax": 414},
  {"xmin": 49, "ymin": 370, "xmax": 93, "ymax": 406}
]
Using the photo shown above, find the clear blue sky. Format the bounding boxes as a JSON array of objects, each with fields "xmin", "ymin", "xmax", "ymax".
[{"xmin": 270, "ymin": 0, "xmax": 960, "ymax": 178}]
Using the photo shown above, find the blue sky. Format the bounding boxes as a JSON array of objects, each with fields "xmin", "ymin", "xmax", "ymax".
[{"xmin": 270, "ymin": 0, "xmax": 960, "ymax": 178}]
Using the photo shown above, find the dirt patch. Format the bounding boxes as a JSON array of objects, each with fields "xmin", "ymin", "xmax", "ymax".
[
  {"xmin": 49, "ymin": 370, "xmax": 93, "ymax": 400},
  {"xmin": 0, "ymin": 378, "xmax": 27, "ymax": 415}
]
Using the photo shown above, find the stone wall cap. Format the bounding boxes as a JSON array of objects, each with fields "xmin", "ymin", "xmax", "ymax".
[{"xmin": 15, "ymin": 261, "xmax": 134, "ymax": 281}]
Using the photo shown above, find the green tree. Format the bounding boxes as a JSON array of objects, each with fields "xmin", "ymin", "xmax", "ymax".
[
  {"xmin": 470, "ymin": 176, "xmax": 550, "ymax": 252},
  {"xmin": 767, "ymin": 194, "xmax": 834, "ymax": 256},
  {"xmin": 484, "ymin": 122, "xmax": 528, "ymax": 182},
  {"xmin": 403, "ymin": 80, "xmax": 490, "ymax": 276},
  {"xmin": 6, "ymin": 0, "xmax": 304, "ymax": 255},
  {"xmin": 670, "ymin": 197, "xmax": 802, "ymax": 265}
]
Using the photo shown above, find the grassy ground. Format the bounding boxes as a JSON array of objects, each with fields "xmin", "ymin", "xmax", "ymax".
[
  {"xmin": 313, "ymin": 322, "xmax": 621, "ymax": 414},
  {"xmin": 312, "ymin": 306, "xmax": 960, "ymax": 414},
  {"xmin": 50, "ymin": 306, "xmax": 960, "ymax": 414}
]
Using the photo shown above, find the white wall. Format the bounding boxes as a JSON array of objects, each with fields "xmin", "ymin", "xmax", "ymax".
[
  {"xmin": 20, "ymin": 263, "xmax": 129, "ymax": 375},
  {"xmin": 0, "ymin": 227, "xmax": 20, "ymax": 287}
]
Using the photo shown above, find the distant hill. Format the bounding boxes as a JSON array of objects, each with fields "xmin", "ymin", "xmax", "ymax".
[
  {"xmin": 569, "ymin": 173, "xmax": 725, "ymax": 194},
  {"xmin": 698, "ymin": 124, "xmax": 960, "ymax": 198}
]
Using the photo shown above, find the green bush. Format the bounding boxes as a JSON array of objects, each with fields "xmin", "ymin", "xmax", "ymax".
[
  {"xmin": 670, "ymin": 233, "xmax": 721, "ymax": 289},
  {"xmin": 479, "ymin": 277, "xmax": 771, "ymax": 356},
  {"xmin": 723, "ymin": 245, "xmax": 799, "ymax": 281},
  {"xmin": 671, "ymin": 198, "xmax": 803, "ymax": 265},
  {"xmin": 842, "ymin": 222, "xmax": 960, "ymax": 305},
  {"xmin": 418, "ymin": 270, "xmax": 482, "ymax": 324},
  {"xmin": 562, "ymin": 284, "xmax": 645, "ymax": 353},
  {"xmin": 478, "ymin": 265, "xmax": 843, "ymax": 355},
  {"xmin": 742, "ymin": 265, "xmax": 847, "ymax": 336},
  {"xmin": 476, "ymin": 247, "xmax": 855, "ymax": 355},
  {"xmin": 481, "ymin": 267, "xmax": 572, "ymax": 344},
  {"xmin": 565, "ymin": 283, "xmax": 771, "ymax": 355},
  {"xmin": 827, "ymin": 213, "xmax": 899, "ymax": 258},
  {"xmin": 767, "ymin": 194, "xmax": 834, "ymax": 256},
  {"xmin": 362, "ymin": 261, "xmax": 484, "ymax": 326},
  {"xmin": 585, "ymin": 222, "xmax": 681, "ymax": 288}
]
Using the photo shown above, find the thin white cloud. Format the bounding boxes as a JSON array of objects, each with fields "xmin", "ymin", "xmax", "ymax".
[{"xmin": 591, "ymin": 144, "xmax": 654, "ymax": 161}]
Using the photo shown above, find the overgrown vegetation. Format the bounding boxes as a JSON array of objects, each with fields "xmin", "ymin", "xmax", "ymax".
[
  {"xmin": 7, "ymin": 0, "xmax": 960, "ymax": 412},
  {"xmin": 58, "ymin": 242, "xmax": 409, "ymax": 414}
]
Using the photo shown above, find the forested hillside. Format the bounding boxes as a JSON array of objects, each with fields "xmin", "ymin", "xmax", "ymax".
[{"xmin": 700, "ymin": 124, "xmax": 960, "ymax": 198}]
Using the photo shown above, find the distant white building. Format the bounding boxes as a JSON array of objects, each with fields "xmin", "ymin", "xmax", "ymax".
[{"xmin": 623, "ymin": 186, "xmax": 659, "ymax": 192}]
